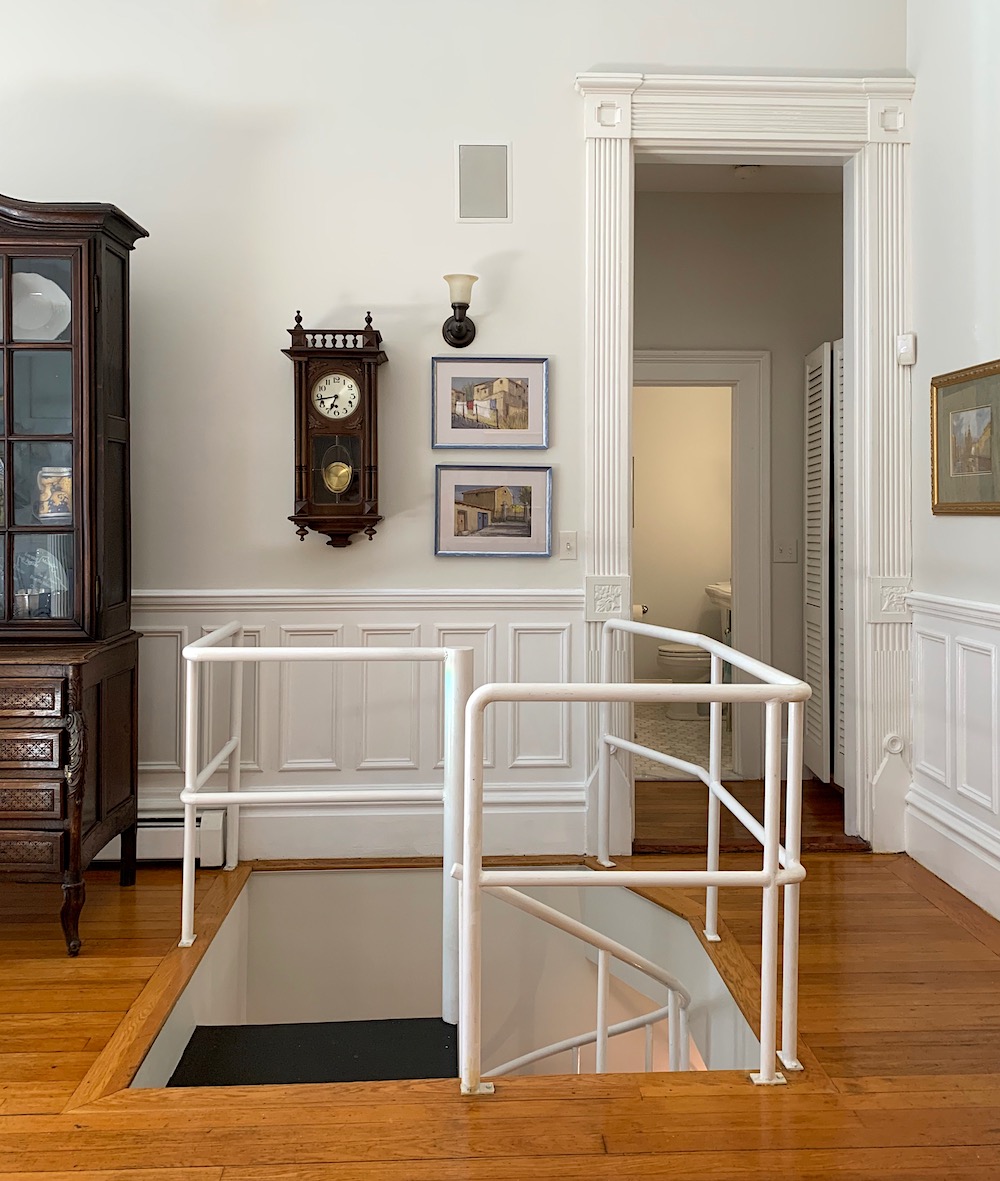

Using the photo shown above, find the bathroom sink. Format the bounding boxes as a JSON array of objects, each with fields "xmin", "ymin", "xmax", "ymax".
[{"xmin": 705, "ymin": 580, "xmax": 732, "ymax": 609}]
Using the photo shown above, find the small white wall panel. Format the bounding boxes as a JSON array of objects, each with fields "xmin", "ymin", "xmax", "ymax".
[
  {"xmin": 138, "ymin": 628, "xmax": 186, "ymax": 773},
  {"xmin": 359, "ymin": 627, "xmax": 420, "ymax": 771},
  {"xmin": 204, "ymin": 626, "xmax": 262, "ymax": 773},
  {"xmin": 433, "ymin": 625, "xmax": 496, "ymax": 769},
  {"xmin": 509, "ymin": 625, "xmax": 571, "ymax": 768},
  {"xmin": 955, "ymin": 639, "xmax": 998, "ymax": 812},
  {"xmin": 913, "ymin": 628, "xmax": 949, "ymax": 789},
  {"xmin": 278, "ymin": 627, "xmax": 343, "ymax": 772}
]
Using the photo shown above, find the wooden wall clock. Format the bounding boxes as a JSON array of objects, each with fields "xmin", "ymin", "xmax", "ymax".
[{"xmin": 283, "ymin": 311, "xmax": 387, "ymax": 547}]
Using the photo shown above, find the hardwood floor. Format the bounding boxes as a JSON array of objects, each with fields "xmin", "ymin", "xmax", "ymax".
[
  {"xmin": 3, "ymin": 854, "xmax": 1000, "ymax": 1177},
  {"xmin": 634, "ymin": 776, "xmax": 870, "ymax": 853}
]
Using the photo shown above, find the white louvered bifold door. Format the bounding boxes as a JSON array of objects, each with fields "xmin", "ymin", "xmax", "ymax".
[
  {"xmin": 803, "ymin": 343, "xmax": 832, "ymax": 783},
  {"xmin": 831, "ymin": 339, "xmax": 846, "ymax": 788}
]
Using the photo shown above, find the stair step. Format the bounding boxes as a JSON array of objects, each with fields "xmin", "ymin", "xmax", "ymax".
[{"xmin": 167, "ymin": 1017, "xmax": 458, "ymax": 1087}]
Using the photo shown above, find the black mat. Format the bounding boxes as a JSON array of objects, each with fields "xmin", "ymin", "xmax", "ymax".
[{"xmin": 167, "ymin": 1017, "xmax": 458, "ymax": 1087}]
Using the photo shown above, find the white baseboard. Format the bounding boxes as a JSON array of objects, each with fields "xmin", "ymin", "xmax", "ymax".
[
  {"xmin": 905, "ymin": 782, "xmax": 1000, "ymax": 922},
  {"xmin": 92, "ymin": 810, "xmax": 225, "ymax": 867}
]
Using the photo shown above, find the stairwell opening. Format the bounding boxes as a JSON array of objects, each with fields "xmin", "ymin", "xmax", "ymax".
[{"xmin": 133, "ymin": 866, "xmax": 758, "ymax": 1088}]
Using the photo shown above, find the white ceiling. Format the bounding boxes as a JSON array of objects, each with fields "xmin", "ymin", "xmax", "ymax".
[{"xmin": 635, "ymin": 163, "xmax": 843, "ymax": 194}]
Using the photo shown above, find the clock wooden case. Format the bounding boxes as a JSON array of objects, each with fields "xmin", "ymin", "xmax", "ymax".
[
  {"xmin": 0, "ymin": 192, "xmax": 146, "ymax": 954},
  {"xmin": 284, "ymin": 311, "xmax": 387, "ymax": 547}
]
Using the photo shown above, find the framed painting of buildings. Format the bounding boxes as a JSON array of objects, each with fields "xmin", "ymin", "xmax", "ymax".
[
  {"xmin": 932, "ymin": 359, "xmax": 1000, "ymax": 514},
  {"xmin": 431, "ymin": 356, "xmax": 548, "ymax": 448},
  {"xmin": 435, "ymin": 465, "xmax": 552, "ymax": 556}
]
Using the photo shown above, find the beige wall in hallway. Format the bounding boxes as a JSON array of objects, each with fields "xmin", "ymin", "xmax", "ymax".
[{"xmin": 632, "ymin": 385, "xmax": 731, "ymax": 681}]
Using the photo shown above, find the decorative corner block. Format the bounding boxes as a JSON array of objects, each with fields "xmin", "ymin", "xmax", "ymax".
[
  {"xmin": 868, "ymin": 577, "xmax": 913, "ymax": 623},
  {"xmin": 586, "ymin": 575, "xmax": 631, "ymax": 623}
]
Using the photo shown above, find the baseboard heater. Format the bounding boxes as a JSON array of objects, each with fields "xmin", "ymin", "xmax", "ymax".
[{"xmin": 92, "ymin": 810, "xmax": 225, "ymax": 867}]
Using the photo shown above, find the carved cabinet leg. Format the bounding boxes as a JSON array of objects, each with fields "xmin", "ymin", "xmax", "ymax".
[
  {"xmin": 60, "ymin": 880, "xmax": 86, "ymax": 957},
  {"xmin": 120, "ymin": 822, "xmax": 138, "ymax": 887}
]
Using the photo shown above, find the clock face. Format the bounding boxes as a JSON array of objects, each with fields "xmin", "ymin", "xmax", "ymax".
[{"xmin": 311, "ymin": 372, "xmax": 360, "ymax": 420}]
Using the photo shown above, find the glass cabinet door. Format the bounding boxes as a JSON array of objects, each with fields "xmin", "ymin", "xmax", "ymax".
[{"xmin": 0, "ymin": 253, "xmax": 76, "ymax": 625}]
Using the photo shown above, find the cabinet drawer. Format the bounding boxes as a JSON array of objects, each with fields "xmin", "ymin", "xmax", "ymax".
[
  {"xmin": 0, "ymin": 830, "xmax": 63, "ymax": 874},
  {"xmin": 0, "ymin": 680, "xmax": 64, "ymax": 718},
  {"xmin": 0, "ymin": 780, "xmax": 64, "ymax": 820},
  {"xmin": 0, "ymin": 731, "xmax": 61, "ymax": 770}
]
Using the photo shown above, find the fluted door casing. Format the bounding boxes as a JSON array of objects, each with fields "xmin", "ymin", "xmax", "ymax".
[{"xmin": 577, "ymin": 73, "xmax": 914, "ymax": 849}]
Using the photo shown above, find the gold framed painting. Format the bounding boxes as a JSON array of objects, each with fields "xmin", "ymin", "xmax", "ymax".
[{"xmin": 931, "ymin": 359, "xmax": 1000, "ymax": 514}]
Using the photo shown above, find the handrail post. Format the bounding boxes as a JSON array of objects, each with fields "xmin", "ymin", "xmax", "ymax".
[
  {"xmin": 779, "ymin": 699, "xmax": 805, "ymax": 1072},
  {"xmin": 752, "ymin": 699, "xmax": 784, "ymax": 1085},
  {"xmin": 225, "ymin": 627, "xmax": 244, "ymax": 871},
  {"xmin": 442, "ymin": 647, "xmax": 473, "ymax": 1026},
  {"xmin": 597, "ymin": 622, "xmax": 615, "ymax": 864},
  {"xmin": 180, "ymin": 656, "xmax": 199, "ymax": 947},
  {"xmin": 668, "ymin": 990, "xmax": 680, "ymax": 1071},
  {"xmin": 705, "ymin": 653, "xmax": 724, "ymax": 941},
  {"xmin": 595, "ymin": 949, "xmax": 610, "ymax": 1072},
  {"xmin": 460, "ymin": 691, "xmax": 492, "ymax": 1093}
]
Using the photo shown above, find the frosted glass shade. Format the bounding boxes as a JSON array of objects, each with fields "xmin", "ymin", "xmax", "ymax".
[{"xmin": 444, "ymin": 273, "xmax": 478, "ymax": 305}]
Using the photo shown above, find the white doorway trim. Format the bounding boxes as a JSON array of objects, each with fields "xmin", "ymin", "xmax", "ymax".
[
  {"xmin": 633, "ymin": 349, "xmax": 770, "ymax": 779},
  {"xmin": 577, "ymin": 73, "xmax": 914, "ymax": 851}
]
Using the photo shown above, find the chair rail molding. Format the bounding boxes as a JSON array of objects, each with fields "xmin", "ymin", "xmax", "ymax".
[{"xmin": 577, "ymin": 71, "xmax": 915, "ymax": 848}]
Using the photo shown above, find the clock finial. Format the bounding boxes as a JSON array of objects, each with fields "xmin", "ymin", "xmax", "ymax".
[
  {"xmin": 294, "ymin": 310, "xmax": 303, "ymax": 328},
  {"xmin": 365, "ymin": 311, "xmax": 373, "ymax": 329}
]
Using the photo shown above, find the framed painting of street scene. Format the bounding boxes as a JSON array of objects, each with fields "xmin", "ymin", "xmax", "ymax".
[
  {"xmin": 932, "ymin": 359, "xmax": 1000, "ymax": 514},
  {"xmin": 431, "ymin": 356, "xmax": 548, "ymax": 448},
  {"xmin": 435, "ymin": 465, "xmax": 552, "ymax": 556}
]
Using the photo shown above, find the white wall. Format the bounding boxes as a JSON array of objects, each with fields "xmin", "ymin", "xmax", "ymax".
[
  {"xmin": 905, "ymin": 2, "xmax": 1000, "ymax": 916},
  {"xmin": 908, "ymin": 1, "xmax": 1000, "ymax": 601},
  {"xmin": 0, "ymin": 0, "xmax": 904, "ymax": 855},
  {"xmin": 632, "ymin": 386, "xmax": 731, "ymax": 680},
  {"xmin": 633, "ymin": 191, "xmax": 843, "ymax": 679}
]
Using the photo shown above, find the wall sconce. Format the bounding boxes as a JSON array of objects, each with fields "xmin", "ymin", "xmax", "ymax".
[{"xmin": 442, "ymin": 273, "xmax": 478, "ymax": 348}]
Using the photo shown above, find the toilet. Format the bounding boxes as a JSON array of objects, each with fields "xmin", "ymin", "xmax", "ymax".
[{"xmin": 656, "ymin": 642, "xmax": 712, "ymax": 720}]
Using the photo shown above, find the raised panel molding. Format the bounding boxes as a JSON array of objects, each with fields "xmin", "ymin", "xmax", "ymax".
[
  {"xmin": 137, "ymin": 627, "xmax": 186, "ymax": 773},
  {"xmin": 955, "ymin": 638, "xmax": 998, "ymax": 813},
  {"xmin": 912, "ymin": 628, "xmax": 949, "ymax": 790},
  {"xmin": 278, "ymin": 626, "xmax": 343, "ymax": 772},
  {"xmin": 359, "ymin": 627, "xmax": 421, "ymax": 771},
  {"xmin": 202, "ymin": 625, "xmax": 263, "ymax": 774},
  {"xmin": 908, "ymin": 596, "xmax": 1000, "ymax": 913},
  {"xmin": 509, "ymin": 624, "xmax": 572, "ymax": 768},
  {"xmin": 433, "ymin": 624, "xmax": 496, "ymax": 770},
  {"xmin": 131, "ymin": 590, "xmax": 588, "ymax": 856}
]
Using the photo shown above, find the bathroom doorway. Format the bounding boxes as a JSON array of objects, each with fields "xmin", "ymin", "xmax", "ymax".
[{"xmin": 632, "ymin": 383, "xmax": 734, "ymax": 782}]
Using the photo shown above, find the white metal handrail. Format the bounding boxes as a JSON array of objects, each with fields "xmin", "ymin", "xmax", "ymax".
[
  {"xmin": 599, "ymin": 618, "xmax": 808, "ymax": 1080},
  {"xmin": 476, "ymin": 882, "xmax": 691, "ymax": 1077},
  {"xmin": 178, "ymin": 622, "xmax": 473, "ymax": 1026},
  {"xmin": 457, "ymin": 625, "xmax": 810, "ymax": 1093}
]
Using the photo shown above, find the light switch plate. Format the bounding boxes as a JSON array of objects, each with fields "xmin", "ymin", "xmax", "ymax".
[
  {"xmin": 558, "ymin": 530, "xmax": 577, "ymax": 560},
  {"xmin": 773, "ymin": 538, "xmax": 798, "ymax": 563}
]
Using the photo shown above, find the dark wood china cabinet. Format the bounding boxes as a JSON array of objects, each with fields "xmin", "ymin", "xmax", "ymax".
[{"xmin": 0, "ymin": 194, "xmax": 146, "ymax": 954}]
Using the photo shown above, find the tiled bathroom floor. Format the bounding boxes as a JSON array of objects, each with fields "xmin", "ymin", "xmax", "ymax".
[{"xmin": 632, "ymin": 702, "xmax": 734, "ymax": 780}]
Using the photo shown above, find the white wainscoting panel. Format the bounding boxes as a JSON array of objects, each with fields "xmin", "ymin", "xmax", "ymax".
[
  {"xmin": 433, "ymin": 625, "xmax": 497, "ymax": 770},
  {"xmin": 509, "ymin": 623, "xmax": 572, "ymax": 768},
  {"xmin": 204, "ymin": 625, "xmax": 263, "ymax": 773},
  {"xmin": 912, "ymin": 627, "xmax": 949, "ymax": 789},
  {"xmin": 278, "ymin": 626, "xmax": 343, "ymax": 772},
  {"xmin": 907, "ymin": 593, "xmax": 1000, "ymax": 919},
  {"xmin": 955, "ymin": 639, "xmax": 998, "ymax": 813},
  {"xmin": 359, "ymin": 627, "xmax": 421, "ymax": 771},
  {"xmin": 132, "ymin": 590, "xmax": 586, "ymax": 858},
  {"xmin": 138, "ymin": 628, "xmax": 186, "ymax": 773}
]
